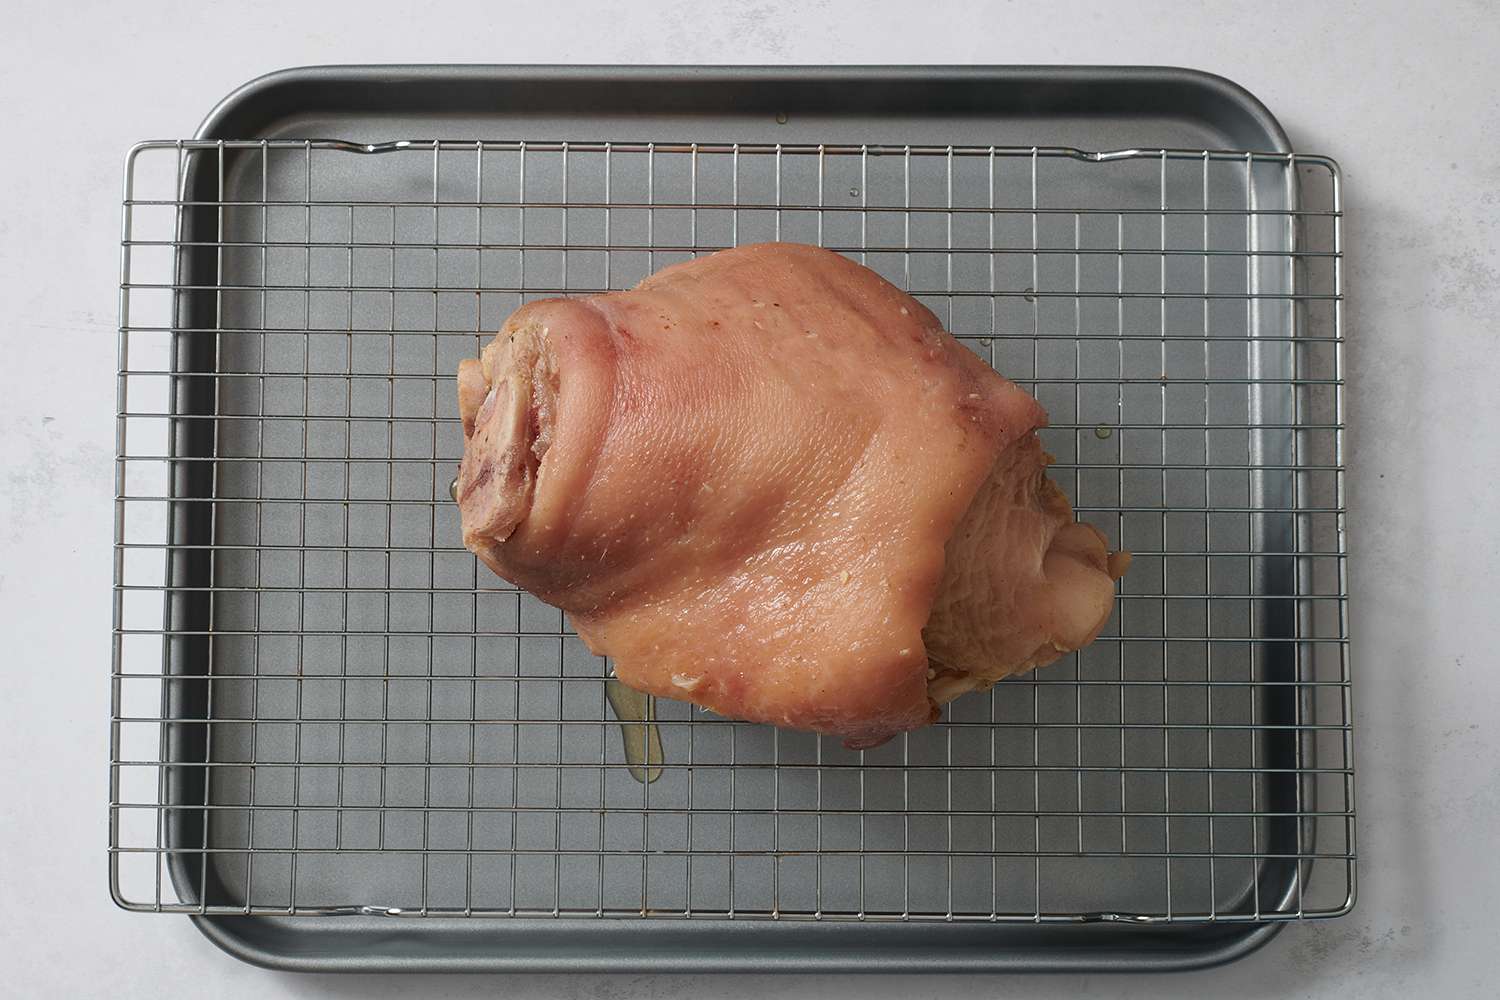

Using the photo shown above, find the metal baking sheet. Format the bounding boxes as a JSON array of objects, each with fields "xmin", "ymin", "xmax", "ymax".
[{"xmin": 109, "ymin": 65, "xmax": 1353, "ymax": 973}]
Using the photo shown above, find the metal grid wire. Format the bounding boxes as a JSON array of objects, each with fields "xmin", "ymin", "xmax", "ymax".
[{"xmin": 111, "ymin": 138, "xmax": 1351, "ymax": 923}]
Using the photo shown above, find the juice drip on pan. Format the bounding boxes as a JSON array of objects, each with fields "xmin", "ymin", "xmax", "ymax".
[{"xmin": 605, "ymin": 678, "xmax": 664, "ymax": 784}]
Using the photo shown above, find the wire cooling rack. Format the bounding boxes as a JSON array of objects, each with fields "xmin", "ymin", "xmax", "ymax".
[{"xmin": 111, "ymin": 139, "xmax": 1351, "ymax": 923}]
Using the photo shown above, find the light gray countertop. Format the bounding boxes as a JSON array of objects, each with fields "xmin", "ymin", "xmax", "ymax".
[{"xmin": 3, "ymin": 0, "xmax": 1497, "ymax": 996}]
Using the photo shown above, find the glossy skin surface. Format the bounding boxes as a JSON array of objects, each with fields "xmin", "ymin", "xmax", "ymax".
[{"xmin": 457, "ymin": 243, "xmax": 1122, "ymax": 745}]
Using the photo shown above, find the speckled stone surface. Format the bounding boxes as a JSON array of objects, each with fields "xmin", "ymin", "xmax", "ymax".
[{"xmin": 3, "ymin": 1, "xmax": 1497, "ymax": 995}]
